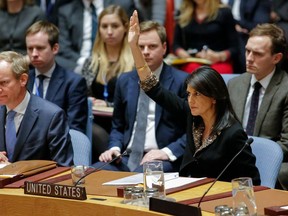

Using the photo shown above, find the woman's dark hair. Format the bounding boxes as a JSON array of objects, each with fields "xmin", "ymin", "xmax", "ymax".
[{"xmin": 186, "ymin": 66, "xmax": 239, "ymax": 134}]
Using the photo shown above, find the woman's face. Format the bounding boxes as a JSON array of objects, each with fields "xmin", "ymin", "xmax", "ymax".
[
  {"xmin": 187, "ymin": 85, "xmax": 216, "ymax": 117},
  {"xmin": 99, "ymin": 14, "xmax": 126, "ymax": 46}
]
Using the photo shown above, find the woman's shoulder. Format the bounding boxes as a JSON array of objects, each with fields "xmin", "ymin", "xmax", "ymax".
[
  {"xmin": 23, "ymin": 5, "xmax": 46, "ymax": 18},
  {"xmin": 220, "ymin": 120, "xmax": 245, "ymax": 138}
]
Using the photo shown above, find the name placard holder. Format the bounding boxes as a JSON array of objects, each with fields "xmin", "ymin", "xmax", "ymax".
[
  {"xmin": 149, "ymin": 197, "xmax": 202, "ymax": 216},
  {"xmin": 24, "ymin": 181, "xmax": 87, "ymax": 200}
]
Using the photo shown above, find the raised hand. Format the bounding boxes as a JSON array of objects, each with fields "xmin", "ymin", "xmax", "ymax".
[{"xmin": 128, "ymin": 10, "xmax": 140, "ymax": 48}]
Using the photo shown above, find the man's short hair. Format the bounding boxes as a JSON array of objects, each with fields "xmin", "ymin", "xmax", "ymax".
[
  {"xmin": 0, "ymin": 51, "xmax": 29, "ymax": 79},
  {"xmin": 249, "ymin": 23, "xmax": 287, "ymax": 56},
  {"xmin": 140, "ymin": 21, "xmax": 167, "ymax": 44},
  {"xmin": 26, "ymin": 20, "xmax": 59, "ymax": 47}
]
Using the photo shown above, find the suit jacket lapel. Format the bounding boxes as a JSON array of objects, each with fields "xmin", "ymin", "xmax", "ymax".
[
  {"xmin": 234, "ymin": 74, "xmax": 251, "ymax": 121},
  {"xmin": 45, "ymin": 65, "xmax": 64, "ymax": 100},
  {"xmin": 0, "ymin": 106, "xmax": 7, "ymax": 151},
  {"xmin": 128, "ymin": 72, "xmax": 141, "ymax": 127},
  {"xmin": 12, "ymin": 96, "xmax": 39, "ymax": 161},
  {"xmin": 254, "ymin": 69, "xmax": 282, "ymax": 135},
  {"xmin": 27, "ymin": 70, "xmax": 36, "ymax": 91}
]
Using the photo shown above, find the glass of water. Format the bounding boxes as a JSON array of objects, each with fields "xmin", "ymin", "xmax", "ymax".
[
  {"xmin": 71, "ymin": 165, "xmax": 87, "ymax": 185},
  {"xmin": 143, "ymin": 160, "xmax": 165, "ymax": 198},
  {"xmin": 232, "ymin": 177, "xmax": 257, "ymax": 216}
]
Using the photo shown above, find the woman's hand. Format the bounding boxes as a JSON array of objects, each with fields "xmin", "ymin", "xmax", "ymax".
[
  {"xmin": 196, "ymin": 49, "xmax": 227, "ymax": 64},
  {"xmin": 128, "ymin": 10, "xmax": 140, "ymax": 48}
]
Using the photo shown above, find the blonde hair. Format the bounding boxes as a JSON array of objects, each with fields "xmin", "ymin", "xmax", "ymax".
[
  {"xmin": 90, "ymin": 5, "xmax": 134, "ymax": 84},
  {"xmin": 0, "ymin": 51, "xmax": 29, "ymax": 79},
  {"xmin": 178, "ymin": 0, "xmax": 221, "ymax": 27},
  {"xmin": 0, "ymin": 0, "xmax": 35, "ymax": 9}
]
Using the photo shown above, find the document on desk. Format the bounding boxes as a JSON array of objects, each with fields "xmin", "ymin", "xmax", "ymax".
[
  {"xmin": 103, "ymin": 172, "xmax": 206, "ymax": 190},
  {"xmin": 0, "ymin": 164, "xmax": 17, "ymax": 178},
  {"xmin": 103, "ymin": 172, "xmax": 179, "ymax": 186},
  {"xmin": 165, "ymin": 176, "xmax": 206, "ymax": 190}
]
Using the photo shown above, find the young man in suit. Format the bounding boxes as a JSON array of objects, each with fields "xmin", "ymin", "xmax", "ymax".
[
  {"xmin": 0, "ymin": 51, "xmax": 73, "ymax": 166},
  {"xmin": 227, "ymin": 23, "xmax": 288, "ymax": 190},
  {"xmin": 228, "ymin": 0, "xmax": 271, "ymax": 73},
  {"xmin": 96, "ymin": 21, "xmax": 188, "ymax": 172},
  {"xmin": 25, "ymin": 20, "xmax": 88, "ymax": 134}
]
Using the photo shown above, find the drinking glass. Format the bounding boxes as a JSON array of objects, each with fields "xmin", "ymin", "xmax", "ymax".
[
  {"xmin": 143, "ymin": 160, "xmax": 165, "ymax": 198},
  {"xmin": 232, "ymin": 177, "xmax": 257, "ymax": 216},
  {"xmin": 71, "ymin": 165, "xmax": 87, "ymax": 185}
]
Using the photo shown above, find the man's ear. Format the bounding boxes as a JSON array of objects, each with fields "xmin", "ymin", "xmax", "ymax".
[
  {"xmin": 52, "ymin": 43, "xmax": 59, "ymax": 55},
  {"xmin": 273, "ymin": 52, "xmax": 283, "ymax": 65},
  {"xmin": 20, "ymin": 73, "xmax": 28, "ymax": 87}
]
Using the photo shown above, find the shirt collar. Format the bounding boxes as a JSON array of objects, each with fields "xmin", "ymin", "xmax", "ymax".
[
  {"xmin": 83, "ymin": 0, "xmax": 97, "ymax": 8},
  {"xmin": 152, "ymin": 63, "xmax": 163, "ymax": 79},
  {"xmin": 250, "ymin": 68, "xmax": 275, "ymax": 90},
  {"xmin": 6, "ymin": 91, "xmax": 31, "ymax": 115},
  {"xmin": 35, "ymin": 63, "xmax": 55, "ymax": 78}
]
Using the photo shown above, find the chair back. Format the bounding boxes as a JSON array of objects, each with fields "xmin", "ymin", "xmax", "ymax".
[
  {"xmin": 250, "ymin": 136, "xmax": 283, "ymax": 188},
  {"xmin": 86, "ymin": 97, "xmax": 94, "ymax": 143},
  {"xmin": 70, "ymin": 129, "xmax": 92, "ymax": 166},
  {"xmin": 221, "ymin": 74, "xmax": 240, "ymax": 84}
]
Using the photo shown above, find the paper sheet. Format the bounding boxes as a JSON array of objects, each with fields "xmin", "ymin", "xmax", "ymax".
[
  {"xmin": 0, "ymin": 164, "xmax": 7, "ymax": 169},
  {"xmin": 165, "ymin": 177, "xmax": 206, "ymax": 190},
  {"xmin": 103, "ymin": 172, "xmax": 179, "ymax": 186}
]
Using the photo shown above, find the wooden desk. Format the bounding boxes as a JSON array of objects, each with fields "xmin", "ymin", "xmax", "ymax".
[
  {"xmin": 0, "ymin": 170, "xmax": 219, "ymax": 216},
  {"xmin": 0, "ymin": 186, "xmax": 215, "ymax": 216},
  {"xmin": 1, "ymin": 169, "xmax": 287, "ymax": 216}
]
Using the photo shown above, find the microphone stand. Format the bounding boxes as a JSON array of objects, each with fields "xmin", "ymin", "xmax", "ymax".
[
  {"xmin": 74, "ymin": 149, "xmax": 131, "ymax": 186},
  {"xmin": 197, "ymin": 138, "xmax": 254, "ymax": 207}
]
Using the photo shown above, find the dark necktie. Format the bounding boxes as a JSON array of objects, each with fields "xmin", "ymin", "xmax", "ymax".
[
  {"xmin": 246, "ymin": 82, "xmax": 262, "ymax": 135},
  {"xmin": 90, "ymin": 3, "xmax": 97, "ymax": 46},
  {"xmin": 37, "ymin": 75, "xmax": 46, "ymax": 98},
  {"xmin": 5, "ymin": 110, "xmax": 17, "ymax": 161},
  {"xmin": 45, "ymin": 0, "xmax": 53, "ymax": 16},
  {"xmin": 127, "ymin": 90, "xmax": 150, "ymax": 171}
]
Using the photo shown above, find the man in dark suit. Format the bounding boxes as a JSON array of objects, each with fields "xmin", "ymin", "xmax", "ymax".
[
  {"xmin": 227, "ymin": 23, "xmax": 288, "ymax": 190},
  {"xmin": 0, "ymin": 51, "xmax": 73, "ymax": 166},
  {"xmin": 96, "ymin": 21, "xmax": 187, "ymax": 172},
  {"xmin": 56, "ymin": 0, "xmax": 138, "ymax": 71},
  {"xmin": 35, "ymin": 0, "xmax": 72, "ymax": 25},
  {"xmin": 228, "ymin": 0, "xmax": 271, "ymax": 73},
  {"xmin": 25, "ymin": 21, "xmax": 88, "ymax": 134}
]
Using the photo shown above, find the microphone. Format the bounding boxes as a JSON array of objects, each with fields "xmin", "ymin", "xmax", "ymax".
[
  {"xmin": 74, "ymin": 149, "xmax": 132, "ymax": 186},
  {"xmin": 197, "ymin": 137, "xmax": 254, "ymax": 208}
]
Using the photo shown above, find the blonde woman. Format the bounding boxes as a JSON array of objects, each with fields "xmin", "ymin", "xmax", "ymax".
[
  {"xmin": 82, "ymin": 4, "xmax": 134, "ymax": 107},
  {"xmin": 173, "ymin": 0, "xmax": 239, "ymax": 74},
  {"xmin": 0, "ymin": 0, "xmax": 45, "ymax": 54},
  {"xmin": 81, "ymin": 5, "xmax": 134, "ymax": 162}
]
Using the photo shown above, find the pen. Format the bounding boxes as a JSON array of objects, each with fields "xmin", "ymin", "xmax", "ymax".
[{"xmin": 90, "ymin": 198, "xmax": 107, "ymax": 201}]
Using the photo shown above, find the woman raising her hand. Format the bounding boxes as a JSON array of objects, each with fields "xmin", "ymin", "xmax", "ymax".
[{"xmin": 128, "ymin": 11, "xmax": 260, "ymax": 184}]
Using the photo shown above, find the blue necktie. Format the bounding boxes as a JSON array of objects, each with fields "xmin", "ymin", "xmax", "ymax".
[
  {"xmin": 45, "ymin": 0, "xmax": 53, "ymax": 17},
  {"xmin": 5, "ymin": 110, "xmax": 17, "ymax": 161},
  {"xmin": 127, "ymin": 90, "xmax": 149, "ymax": 171},
  {"xmin": 246, "ymin": 82, "xmax": 262, "ymax": 136},
  {"xmin": 38, "ymin": 74, "xmax": 46, "ymax": 98},
  {"xmin": 90, "ymin": 3, "xmax": 97, "ymax": 47}
]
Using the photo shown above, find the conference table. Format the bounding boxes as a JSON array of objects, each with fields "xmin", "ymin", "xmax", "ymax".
[{"xmin": 0, "ymin": 169, "xmax": 287, "ymax": 216}]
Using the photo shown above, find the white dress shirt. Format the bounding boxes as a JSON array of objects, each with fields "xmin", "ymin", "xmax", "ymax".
[
  {"xmin": 33, "ymin": 63, "xmax": 55, "ymax": 99},
  {"xmin": 6, "ymin": 91, "xmax": 30, "ymax": 133}
]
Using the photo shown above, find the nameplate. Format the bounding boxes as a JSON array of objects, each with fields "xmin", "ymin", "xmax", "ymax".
[
  {"xmin": 150, "ymin": 197, "xmax": 202, "ymax": 216},
  {"xmin": 24, "ymin": 181, "xmax": 87, "ymax": 200}
]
